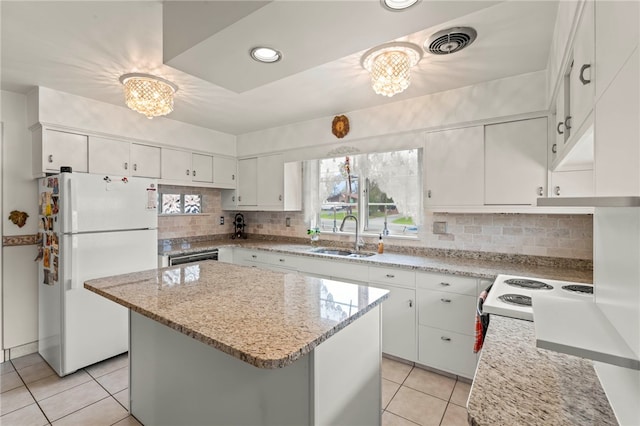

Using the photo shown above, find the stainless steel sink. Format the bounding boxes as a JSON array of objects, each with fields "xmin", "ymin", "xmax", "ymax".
[{"xmin": 311, "ymin": 248, "xmax": 375, "ymax": 258}]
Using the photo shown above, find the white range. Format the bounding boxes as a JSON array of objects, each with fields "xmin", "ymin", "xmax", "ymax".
[{"xmin": 482, "ymin": 274, "xmax": 594, "ymax": 321}]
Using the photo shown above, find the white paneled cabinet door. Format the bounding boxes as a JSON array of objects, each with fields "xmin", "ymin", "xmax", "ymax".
[
  {"xmin": 237, "ymin": 158, "xmax": 258, "ymax": 206},
  {"xmin": 554, "ymin": 77, "xmax": 569, "ymax": 157},
  {"xmin": 161, "ymin": 148, "xmax": 192, "ymax": 182},
  {"xmin": 550, "ymin": 170, "xmax": 594, "ymax": 197},
  {"xmin": 44, "ymin": 129, "xmax": 88, "ymax": 173},
  {"xmin": 569, "ymin": 0, "xmax": 595, "ymax": 136},
  {"xmin": 257, "ymin": 154, "xmax": 284, "ymax": 208},
  {"xmin": 88, "ymin": 136, "xmax": 130, "ymax": 175},
  {"xmin": 131, "ymin": 144, "xmax": 161, "ymax": 178},
  {"xmin": 192, "ymin": 153, "xmax": 213, "ymax": 183},
  {"xmin": 425, "ymin": 126, "xmax": 484, "ymax": 206},
  {"xmin": 371, "ymin": 283, "xmax": 416, "ymax": 361},
  {"xmin": 485, "ymin": 118, "xmax": 548, "ymax": 205},
  {"xmin": 3, "ymin": 245, "xmax": 39, "ymax": 349},
  {"xmin": 213, "ymin": 157, "xmax": 237, "ymax": 188}
]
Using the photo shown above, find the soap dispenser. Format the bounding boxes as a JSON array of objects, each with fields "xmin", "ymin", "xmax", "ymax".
[{"xmin": 377, "ymin": 234, "xmax": 384, "ymax": 254}]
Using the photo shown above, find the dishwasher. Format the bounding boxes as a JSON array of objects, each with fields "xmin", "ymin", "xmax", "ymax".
[{"xmin": 159, "ymin": 249, "xmax": 219, "ymax": 267}]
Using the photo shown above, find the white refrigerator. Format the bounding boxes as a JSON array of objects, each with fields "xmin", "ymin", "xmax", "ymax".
[{"xmin": 37, "ymin": 173, "xmax": 158, "ymax": 376}]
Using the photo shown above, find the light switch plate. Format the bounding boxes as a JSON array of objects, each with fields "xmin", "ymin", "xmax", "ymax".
[
  {"xmin": 433, "ymin": 221, "xmax": 447, "ymax": 234},
  {"xmin": 219, "ymin": 216, "xmax": 224, "ymax": 225},
  {"xmin": 286, "ymin": 217, "xmax": 291, "ymax": 227}
]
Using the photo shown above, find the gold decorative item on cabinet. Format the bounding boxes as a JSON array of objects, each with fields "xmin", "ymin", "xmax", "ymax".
[
  {"xmin": 332, "ymin": 115, "xmax": 350, "ymax": 138},
  {"xmin": 8, "ymin": 210, "xmax": 29, "ymax": 227}
]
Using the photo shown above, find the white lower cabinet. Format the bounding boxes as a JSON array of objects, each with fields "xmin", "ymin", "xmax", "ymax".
[
  {"xmin": 230, "ymin": 248, "xmax": 480, "ymax": 378},
  {"xmin": 417, "ymin": 271, "xmax": 479, "ymax": 379},
  {"xmin": 418, "ymin": 326, "xmax": 477, "ymax": 379},
  {"xmin": 368, "ymin": 282, "xmax": 416, "ymax": 361}
]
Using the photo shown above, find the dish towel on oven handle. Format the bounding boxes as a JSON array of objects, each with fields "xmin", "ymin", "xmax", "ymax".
[{"xmin": 474, "ymin": 286, "xmax": 491, "ymax": 353}]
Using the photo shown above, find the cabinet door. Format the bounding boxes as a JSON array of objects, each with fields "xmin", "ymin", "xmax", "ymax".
[
  {"xmin": 485, "ymin": 118, "xmax": 548, "ymax": 205},
  {"xmin": 594, "ymin": 48, "xmax": 640, "ymax": 196},
  {"xmin": 88, "ymin": 136, "xmax": 130, "ymax": 175},
  {"xmin": 569, "ymin": 0, "xmax": 595, "ymax": 135},
  {"xmin": 595, "ymin": 0, "xmax": 639, "ymax": 101},
  {"xmin": 368, "ymin": 283, "xmax": 416, "ymax": 361},
  {"xmin": 554, "ymin": 77, "xmax": 569, "ymax": 155},
  {"xmin": 550, "ymin": 170, "xmax": 594, "ymax": 197},
  {"xmin": 192, "ymin": 153, "xmax": 213, "ymax": 183},
  {"xmin": 257, "ymin": 154, "xmax": 284, "ymax": 207},
  {"xmin": 131, "ymin": 144, "xmax": 161, "ymax": 178},
  {"xmin": 44, "ymin": 129, "xmax": 88, "ymax": 173},
  {"xmin": 161, "ymin": 148, "xmax": 192, "ymax": 182},
  {"xmin": 213, "ymin": 157, "xmax": 237, "ymax": 187},
  {"xmin": 237, "ymin": 158, "xmax": 258, "ymax": 206},
  {"xmin": 425, "ymin": 126, "xmax": 484, "ymax": 206},
  {"xmin": 3, "ymin": 245, "xmax": 39, "ymax": 348}
]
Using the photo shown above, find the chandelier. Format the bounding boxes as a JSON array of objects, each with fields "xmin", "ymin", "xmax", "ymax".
[
  {"xmin": 361, "ymin": 42, "xmax": 422, "ymax": 97},
  {"xmin": 119, "ymin": 73, "xmax": 178, "ymax": 119}
]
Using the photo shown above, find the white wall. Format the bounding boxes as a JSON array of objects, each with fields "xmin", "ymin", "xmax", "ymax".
[
  {"xmin": 1, "ymin": 90, "xmax": 40, "ymax": 351},
  {"xmin": 237, "ymin": 71, "xmax": 547, "ymax": 159},
  {"xmin": 29, "ymin": 87, "xmax": 237, "ymax": 156}
]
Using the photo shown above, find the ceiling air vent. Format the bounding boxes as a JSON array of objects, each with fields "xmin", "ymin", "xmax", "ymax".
[{"xmin": 425, "ymin": 27, "xmax": 477, "ymax": 55}]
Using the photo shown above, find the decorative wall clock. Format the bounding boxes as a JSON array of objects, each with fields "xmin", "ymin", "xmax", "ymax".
[{"xmin": 331, "ymin": 115, "xmax": 350, "ymax": 139}]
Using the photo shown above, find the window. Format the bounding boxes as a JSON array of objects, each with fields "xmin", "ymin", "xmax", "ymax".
[
  {"xmin": 160, "ymin": 193, "xmax": 202, "ymax": 214},
  {"xmin": 314, "ymin": 148, "xmax": 421, "ymax": 237}
]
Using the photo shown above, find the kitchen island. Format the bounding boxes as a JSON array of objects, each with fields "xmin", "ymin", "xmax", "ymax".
[{"xmin": 85, "ymin": 261, "xmax": 388, "ymax": 426}]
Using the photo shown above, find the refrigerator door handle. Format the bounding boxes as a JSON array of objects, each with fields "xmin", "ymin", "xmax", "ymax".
[
  {"xmin": 69, "ymin": 235, "xmax": 80, "ymax": 290},
  {"xmin": 70, "ymin": 178, "xmax": 79, "ymax": 233}
]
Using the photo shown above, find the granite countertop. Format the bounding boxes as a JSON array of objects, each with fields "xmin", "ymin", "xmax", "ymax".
[
  {"xmin": 84, "ymin": 261, "xmax": 388, "ymax": 369},
  {"xmin": 467, "ymin": 315, "xmax": 617, "ymax": 425},
  {"xmin": 158, "ymin": 238, "xmax": 593, "ymax": 283}
]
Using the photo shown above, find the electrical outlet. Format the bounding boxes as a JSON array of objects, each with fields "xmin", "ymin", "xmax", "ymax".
[
  {"xmin": 286, "ymin": 217, "xmax": 291, "ymax": 227},
  {"xmin": 433, "ymin": 221, "xmax": 447, "ymax": 234},
  {"xmin": 219, "ymin": 216, "xmax": 224, "ymax": 225}
]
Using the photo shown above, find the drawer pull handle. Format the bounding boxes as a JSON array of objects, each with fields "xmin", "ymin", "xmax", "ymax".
[
  {"xmin": 385, "ymin": 274, "xmax": 395, "ymax": 278},
  {"xmin": 124, "ymin": 162, "xmax": 128, "ymax": 170},
  {"xmin": 441, "ymin": 336, "xmax": 451, "ymax": 342},
  {"xmin": 251, "ymin": 255, "xmax": 257, "ymax": 259},
  {"xmin": 440, "ymin": 282, "xmax": 450, "ymax": 287},
  {"xmin": 279, "ymin": 259, "xmax": 285, "ymax": 262},
  {"xmin": 440, "ymin": 298, "xmax": 452, "ymax": 303}
]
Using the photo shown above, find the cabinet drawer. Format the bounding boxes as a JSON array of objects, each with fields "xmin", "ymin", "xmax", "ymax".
[
  {"xmin": 417, "ymin": 290, "xmax": 476, "ymax": 335},
  {"xmin": 327, "ymin": 261, "xmax": 368, "ymax": 283},
  {"xmin": 416, "ymin": 272, "xmax": 477, "ymax": 295},
  {"xmin": 235, "ymin": 250, "xmax": 298, "ymax": 271},
  {"xmin": 368, "ymin": 266, "xmax": 415, "ymax": 288},
  {"xmin": 418, "ymin": 325, "xmax": 478, "ymax": 379}
]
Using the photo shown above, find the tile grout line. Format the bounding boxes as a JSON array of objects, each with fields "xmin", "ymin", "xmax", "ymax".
[{"xmin": 9, "ymin": 359, "xmax": 54, "ymax": 425}]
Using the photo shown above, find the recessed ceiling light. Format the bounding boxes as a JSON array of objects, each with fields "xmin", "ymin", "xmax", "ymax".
[
  {"xmin": 250, "ymin": 47, "xmax": 282, "ymax": 63},
  {"xmin": 381, "ymin": 0, "xmax": 420, "ymax": 11}
]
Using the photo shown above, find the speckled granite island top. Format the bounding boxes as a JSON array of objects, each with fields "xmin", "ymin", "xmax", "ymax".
[
  {"xmin": 468, "ymin": 315, "xmax": 617, "ymax": 425},
  {"xmin": 85, "ymin": 261, "xmax": 388, "ymax": 369}
]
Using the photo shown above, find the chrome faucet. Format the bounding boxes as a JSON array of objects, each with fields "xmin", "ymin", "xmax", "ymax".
[{"xmin": 339, "ymin": 214, "xmax": 364, "ymax": 252}]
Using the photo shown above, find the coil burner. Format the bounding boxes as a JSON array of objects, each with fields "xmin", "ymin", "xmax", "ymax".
[
  {"xmin": 498, "ymin": 294, "xmax": 532, "ymax": 307},
  {"xmin": 561, "ymin": 285, "xmax": 594, "ymax": 295},
  {"xmin": 504, "ymin": 278, "xmax": 553, "ymax": 290}
]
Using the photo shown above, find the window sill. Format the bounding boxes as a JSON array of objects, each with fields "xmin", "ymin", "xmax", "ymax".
[{"xmin": 158, "ymin": 213, "xmax": 210, "ymax": 217}]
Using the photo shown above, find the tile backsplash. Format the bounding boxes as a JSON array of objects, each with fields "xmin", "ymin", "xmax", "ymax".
[
  {"xmin": 157, "ymin": 185, "xmax": 234, "ymax": 239},
  {"xmin": 157, "ymin": 186, "xmax": 593, "ymax": 260}
]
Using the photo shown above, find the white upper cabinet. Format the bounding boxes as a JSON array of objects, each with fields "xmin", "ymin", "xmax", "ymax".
[
  {"xmin": 230, "ymin": 154, "xmax": 302, "ymax": 211},
  {"xmin": 550, "ymin": 170, "xmax": 594, "ymax": 198},
  {"xmin": 568, "ymin": 0, "xmax": 595, "ymax": 138},
  {"xmin": 257, "ymin": 154, "xmax": 285, "ymax": 208},
  {"xmin": 425, "ymin": 126, "xmax": 484, "ymax": 207},
  {"xmin": 213, "ymin": 157, "xmax": 236, "ymax": 188},
  {"xmin": 89, "ymin": 136, "xmax": 161, "ymax": 178},
  {"xmin": 161, "ymin": 148, "xmax": 192, "ymax": 182},
  {"xmin": 130, "ymin": 144, "xmax": 161, "ymax": 178},
  {"xmin": 34, "ymin": 128, "xmax": 88, "ymax": 176},
  {"xmin": 191, "ymin": 153, "xmax": 213, "ymax": 183},
  {"xmin": 485, "ymin": 118, "xmax": 548, "ymax": 205},
  {"xmin": 237, "ymin": 157, "xmax": 258, "ymax": 206}
]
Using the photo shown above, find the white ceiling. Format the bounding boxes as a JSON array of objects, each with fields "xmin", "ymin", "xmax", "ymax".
[{"xmin": 1, "ymin": 1, "xmax": 558, "ymax": 135}]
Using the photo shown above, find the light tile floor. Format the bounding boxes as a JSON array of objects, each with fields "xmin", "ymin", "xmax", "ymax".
[{"xmin": 1, "ymin": 353, "xmax": 470, "ymax": 426}]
